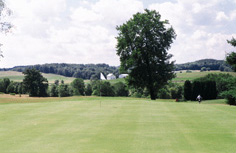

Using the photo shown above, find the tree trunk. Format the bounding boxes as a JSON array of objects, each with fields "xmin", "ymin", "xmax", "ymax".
[{"xmin": 150, "ymin": 86, "xmax": 156, "ymax": 100}]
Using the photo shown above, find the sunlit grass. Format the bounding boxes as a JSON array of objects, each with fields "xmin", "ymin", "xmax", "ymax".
[{"xmin": 0, "ymin": 96, "xmax": 235, "ymax": 153}]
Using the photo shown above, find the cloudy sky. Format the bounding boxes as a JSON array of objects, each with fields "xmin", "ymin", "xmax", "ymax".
[{"xmin": 0, "ymin": 0, "xmax": 236, "ymax": 68}]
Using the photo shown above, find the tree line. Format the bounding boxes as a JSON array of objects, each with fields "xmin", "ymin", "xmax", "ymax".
[
  {"xmin": 1, "ymin": 68, "xmax": 236, "ymax": 106},
  {"xmin": 175, "ymin": 59, "xmax": 232, "ymax": 72},
  {"xmin": 0, "ymin": 69, "xmax": 129, "ymax": 97}
]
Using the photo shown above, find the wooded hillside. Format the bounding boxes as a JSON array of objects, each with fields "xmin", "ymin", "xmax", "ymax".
[
  {"xmin": 0, "ymin": 59, "xmax": 232, "ymax": 79},
  {"xmin": 175, "ymin": 59, "xmax": 232, "ymax": 71}
]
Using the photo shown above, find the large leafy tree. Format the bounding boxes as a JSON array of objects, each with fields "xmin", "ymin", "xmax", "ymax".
[
  {"xmin": 226, "ymin": 37, "xmax": 236, "ymax": 71},
  {"xmin": 23, "ymin": 69, "xmax": 48, "ymax": 97},
  {"xmin": 116, "ymin": 9, "xmax": 176, "ymax": 100},
  {"xmin": 71, "ymin": 78, "xmax": 85, "ymax": 96},
  {"xmin": 224, "ymin": 37, "xmax": 236, "ymax": 105}
]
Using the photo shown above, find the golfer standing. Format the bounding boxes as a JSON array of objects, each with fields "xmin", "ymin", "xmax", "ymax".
[{"xmin": 196, "ymin": 95, "xmax": 202, "ymax": 104}]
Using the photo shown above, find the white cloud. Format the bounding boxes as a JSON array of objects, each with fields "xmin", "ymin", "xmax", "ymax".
[
  {"xmin": 0, "ymin": 0, "xmax": 236, "ymax": 68},
  {"xmin": 216, "ymin": 12, "xmax": 229, "ymax": 21},
  {"xmin": 149, "ymin": 0, "xmax": 236, "ymax": 63},
  {"xmin": 0, "ymin": 0, "xmax": 144, "ymax": 68}
]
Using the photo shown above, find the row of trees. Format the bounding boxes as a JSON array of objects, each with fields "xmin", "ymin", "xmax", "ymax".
[
  {"xmin": 184, "ymin": 80, "xmax": 217, "ymax": 101},
  {"xmin": 175, "ymin": 59, "xmax": 232, "ymax": 71},
  {"xmin": 0, "ymin": 78, "xmax": 24, "ymax": 94},
  {"xmin": 0, "ymin": 68, "xmax": 129, "ymax": 97},
  {"xmin": 2, "ymin": 68, "xmax": 236, "ymax": 106}
]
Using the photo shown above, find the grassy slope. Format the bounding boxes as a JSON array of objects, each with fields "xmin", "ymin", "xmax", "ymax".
[
  {"xmin": 0, "ymin": 96, "xmax": 235, "ymax": 153},
  {"xmin": 173, "ymin": 71, "xmax": 236, "ymax": 84},
  {"xmin": 0, "ymin": 71, "xmax": 75, "ymax": 84}
]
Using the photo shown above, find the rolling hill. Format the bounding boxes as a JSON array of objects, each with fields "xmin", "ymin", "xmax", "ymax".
[
  {"xmin": 1, "ymin": 70, "xmax": 236, "ymax": 85},
  {"xmin": 0, "ymin": 59, "xmax": 232, "ymax": 81},
  {"xmin": 175, "ymin": 59, "xmax": 232, "ymax": 71},
  {"xmin": 0, "ymin": 71, "xmax": 76, "ymax": 84}
]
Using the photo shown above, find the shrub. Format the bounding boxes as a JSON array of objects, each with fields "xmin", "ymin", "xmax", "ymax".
[
  {"xmin": 71, "ymin": 78, "xmax": 85, "ymax": 96},
  {"xmin": 85, "ymin": 84, "xmax": 92, "ymax": 96},
  {"xmin": 91, "ymin": 80, "xmax": 101, "ymax": 96},
  {"xmin": 58, "ymin": 84, "xmax": 71, "ymax": 97},
  {"xmin": 50, "ymin": 84, "xmax": 59, "ymax": 97},
  {"xmin": 221, "ymin": 89, "xmax": 236, "ymax": 105},
  {"xmin": 129, "ymin": 88, "xmax": 144, "ymax": 98},
  {"xmin": 157, "ymin": 88, "xmax": 171, "ymax": 99},
  {"xmin": 0, "ymin": 78, "xmax": 10, "ymax": 93},
  {"xmin": 100, "ymin": 82, "xmax": 115, "ymax": 97},
  {"xmin": 184, "ymin": 80, "xmax": 192, "ymax": 100},
  {"xmin": 170, "ymin": 86, "xmax": 182, "ymax": 99},
  {"xmin": 113, "ymin": 82, "xmax": 128, "ymax": 97}
]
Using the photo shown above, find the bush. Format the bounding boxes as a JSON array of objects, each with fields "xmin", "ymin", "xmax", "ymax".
[
  {"xmin": 100, "ymin": 82, "xmax": 115, "ymax": 97},
  {"xmin": 0, "ymin": 78, "xmax": 10, "ymax": 93},
  {"xmin": 157, "ymin": 88, "xmax": 171, "ymax": 99},
  {"xmin": 221, "ymin": 89, "xmax": 236, "ymax": 105},
  {"xmin": 85, "ymin": 84, "xmax": 92, "ymax": 96},
  {"xmin": 184, "ymin": 80, "xmax": 192, "ymax": 100},
  {"xmin": 129, "ymin": 88, "xmax": 144, "ymax": 98},
  {"xmin": 58, "ymin": 84, "xmax": 71, "ymax": 97},
  {"xmin": 71, "ymin": 78, "xmax": 85, "ymax": 96},
  {"xmin": 50, "ymin": 84, "xmax": 59, "ymax": 97},
  {"xmin": 170, "ymin": 86, "xmax": 182, "ymax": 99},
  {"xmin": 91, "ymin": 80, "xmax": 101, "ymax": 96},
  {"xmin": 113, "ymin": 82, "xmax": 128, "ymax": 97}
]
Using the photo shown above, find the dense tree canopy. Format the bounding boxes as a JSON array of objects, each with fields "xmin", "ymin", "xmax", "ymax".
[
  {"xmin": 116, "ymin": 9, "xmax": 176, "ymax": 100},
  {"xmin": 71, "ymin": 78, "xmax": 85, "ymax": 96},
  {"xmin": 23, "ymin": 69, "xmax": 48, "ymax": 97},
  {"xmin": 226, "ymin": 38, "xmax": 236, "ymax": 71}
]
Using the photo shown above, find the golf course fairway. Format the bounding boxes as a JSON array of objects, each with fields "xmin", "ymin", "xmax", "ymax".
[{"xmin": 0, "ymin": 96, "xmax": 235, "ymax": 153}]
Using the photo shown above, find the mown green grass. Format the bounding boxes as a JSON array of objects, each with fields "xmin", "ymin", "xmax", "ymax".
[{"xmin": 0, "ymin": 96, "xmax": 235, "ymax": 153}]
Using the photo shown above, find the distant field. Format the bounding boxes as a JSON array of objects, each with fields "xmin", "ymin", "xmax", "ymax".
[
  {"xmin": 0, "ymin": 71, "xmax": 125, "ymax": 85},
  {"xmin": 0, "ymin": 95, "xmax": 235, "ymax": 153},
  {"xmin": 173, "ymin": 70, "xmax": 236, "ymax": 84},
  {"xmin": 0, "ymin": 71, "xmax": 75, "ymax": 84},
  {"xmin": 1, "ymin": 70, "xmax": 236, "ymax": 85}
]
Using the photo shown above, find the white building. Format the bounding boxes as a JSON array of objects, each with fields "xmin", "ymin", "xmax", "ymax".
[
  {"xmin": 100, "ymin": 73, "xmax": 106, "ymax": 80},
  {"xmin": 107, "ymin": 73, "xmax": 116, "ymax": 80},
  {"xmin": 119, "ymin": 74, "xmax": 128, "ymax": 78}
]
